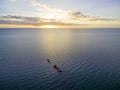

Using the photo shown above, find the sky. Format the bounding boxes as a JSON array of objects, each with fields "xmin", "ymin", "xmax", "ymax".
[{"xmin": 0, "ymin": 0, "xmax": 120, "ymax": 28}]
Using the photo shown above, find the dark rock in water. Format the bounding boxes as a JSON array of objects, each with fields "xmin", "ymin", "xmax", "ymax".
[
  {"xmin": 53, "ymin": 65, "xmax": 58, "ymax": 69},
  {"xmin": 53, "ymin": 65, "xmax": 62, "ymax": 72},
  {"xmin": 46, "ymin": 59, "xmax": 62, "ymax": 72},
  {"xmin": 47, "ymin": 59, "xmax": 51, "ymax": 63}
]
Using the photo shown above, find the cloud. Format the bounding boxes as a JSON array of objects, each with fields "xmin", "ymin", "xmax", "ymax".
[
  {"xmin": 0, "ymin": 0, "xmax": 119, "ymax": 28},
  {"xmin": 1, "ymin": 15, "xmax": 120, "ymax": 28},
  {"xmin": 27, "ymin": 0, "xmax": 63, "ymax": 12},
  {"xmin": 26, "ymin": 0, "xmax": 114, "ymax": 23},
  {"xmin": 68, "ymin": 11, "xmax": 90, "ymax": 19},
  {"xmin": 68, "ymin": 11, "xmax": 114, "ymax": 21},
  {"xmin": 89, "ymin": 17, "xmax": 115, "ymax": 21},
  {"xmin": 26, "ymin": 0, "xmax": 69, "ymax": 20},
  {"xmin": 0, "ymin": 0, "xmax": 118, "ymax": 27},
  {"xmin": 0, "ymin": 15, "xmax": 41, "ymax": 25},
  {"xmin": 0, "ymin": 15, "xmax": 82, "ymax": 26}
]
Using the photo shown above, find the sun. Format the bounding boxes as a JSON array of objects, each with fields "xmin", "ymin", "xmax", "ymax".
[{"xmin": 41, "ymin": 25, "xmax": 58, "ymax": 28}]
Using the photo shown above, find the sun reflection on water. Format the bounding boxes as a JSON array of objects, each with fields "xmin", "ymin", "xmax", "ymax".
[{"xmin": 36, "ymin": 29, "xmax": 89, "ymax": 60}]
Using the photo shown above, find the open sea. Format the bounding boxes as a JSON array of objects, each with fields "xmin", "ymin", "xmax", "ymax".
[{"xmin": 0, "ymin": 28, "xmax": 120, "ymax": 90}]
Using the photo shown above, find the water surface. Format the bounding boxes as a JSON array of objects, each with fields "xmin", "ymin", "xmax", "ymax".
[{"xmin": 0, "ymin": 28, "xmax": 120, "ymax": 90}]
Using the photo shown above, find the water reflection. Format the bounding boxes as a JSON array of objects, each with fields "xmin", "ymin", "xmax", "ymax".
[
  {"xmin": 37, "ymin": 29, "xmax": 73, "ymax": 58},
  {"xmin": 37, "ymin": 29, "xmax": 89, "ymax": 59}
]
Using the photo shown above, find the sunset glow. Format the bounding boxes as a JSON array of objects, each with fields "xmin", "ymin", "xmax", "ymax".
[
  {"xmin": 41, "ymin": 25, "xmax": 58, "ymax": 28},
  {"xmin": 0, "ymin": 0, "xmax": 120, "ymax": 28}
]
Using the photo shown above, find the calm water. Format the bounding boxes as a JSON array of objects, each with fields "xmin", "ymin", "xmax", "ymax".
[{"xmin": 0, "ymin": 28, "xmax": 120, "ymax": 90}]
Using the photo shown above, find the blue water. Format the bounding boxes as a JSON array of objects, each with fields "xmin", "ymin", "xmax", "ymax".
[{"xmin": 0, "ymin": 28, "xmax": 120, "ymax": 90}]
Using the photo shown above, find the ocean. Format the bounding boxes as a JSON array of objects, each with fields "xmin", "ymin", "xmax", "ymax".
[{"xmin": 0, "ymin": 28, "xmax": 120, "ymax": 90}]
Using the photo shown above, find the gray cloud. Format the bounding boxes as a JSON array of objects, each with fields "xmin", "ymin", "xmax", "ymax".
[
  {"xmin": 0, "ymin": 15, "xmax": 41, "ymax": 25},
  {"xmin": 68, "ymin": 11, "xmax": 114, "ymax": 21},
  {"xmin": 1, "ymin": 15, "xmax": 40, "ymax": 21},
  {"xmin": 0, "ymin": 13, "xmax": 114, "ymax": 27},
  {"xmin": 0, "ymin": 15, "xmax": 84, "ymax": 26},
  {"xmin": 89, "ymin": 17, "xmax": 114, "ymax": 21},
  {"xmin": 69, "ymin": 11, "xmax": 90, "ymax": 19}
]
